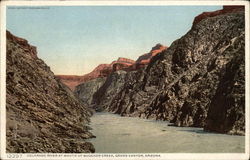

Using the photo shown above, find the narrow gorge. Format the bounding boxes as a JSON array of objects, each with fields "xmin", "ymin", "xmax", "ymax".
[
  {"xmin": 6, "ymin": 5, "xmax": 246, "ymax": 154},
  {"xmin": 71, "ymin": 6, "xmax": 245, "ymax": 136}
]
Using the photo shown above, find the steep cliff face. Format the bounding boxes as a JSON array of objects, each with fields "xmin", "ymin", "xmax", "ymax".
[
  {"xmin": 204, "ymin": 42, "xmax": 245, "ymax": 135},
  {"xmin": 98, "ymin": 10, "xmax": 245, "ymax": 135},
  {"xmin": 74, "ymin": 77, "xmax": 106, "ymax": 107},
  {"xmin": 92, "ymin": 70, "xmax": 127, "ymax": 111},
  {"xmin": 6, "ymin": 31, "xmax": 95, "ymax": 153}
]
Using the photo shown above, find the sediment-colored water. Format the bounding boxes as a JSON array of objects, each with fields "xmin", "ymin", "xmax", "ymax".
[{"xmin": 88, "ymin": 112, "xmax": 244, "ymax": 153}]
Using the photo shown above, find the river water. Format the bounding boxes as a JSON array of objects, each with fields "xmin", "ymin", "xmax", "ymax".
[{"xmin": 88, "ymin": 112, "xmax": 244, "ymax": 153}]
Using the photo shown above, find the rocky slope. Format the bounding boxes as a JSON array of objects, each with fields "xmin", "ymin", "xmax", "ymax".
[
  {"xmin": 6, "ymin": 31, "xmax": 95, "ymax": 153},
  {"xmin": 92, "ymin": 8, "xmax": 245, "ymax": 135}
]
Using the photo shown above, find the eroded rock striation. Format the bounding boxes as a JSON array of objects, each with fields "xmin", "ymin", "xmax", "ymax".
[
  {"xmin": 6, "ymin": 31, "xmax": 95, "ymax": 153},
  {"xmin": 93, "ymin": 9, "xmax": 245, "ymax": 135}
]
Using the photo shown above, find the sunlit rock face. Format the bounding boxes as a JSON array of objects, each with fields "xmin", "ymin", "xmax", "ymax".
[
  {"xmin": 57, "ymin": 44, "xmax": 167, "ymax": 91},
  {"xmin": 193, "ymin": 5, "xmax": 244, "ymax": 26},
  {"xmin": 135, "ymin": 43, "xmax": 167, "ymax": 68},
  {"xmin": 56, "ymin": 64, "xmax": 111, "ymax": 91},
  {"xmin": 6, "ymin": 31, "xmax": 95, "ymax": 153}
]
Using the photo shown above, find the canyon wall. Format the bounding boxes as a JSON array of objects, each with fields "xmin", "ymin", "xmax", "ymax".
[
  {"xmin": 74, "ymin": 77, "xmax": 107, "ymax": 108},
  {"xmin": 6, "ymin": 31, "xmax": 95, "ymax": 153},
  {"xmin": 83, "ymin": 7, "xmax": 245, "ymax": 135},
  {"xmin": 92, "ymin": 70, "xmax": 127, "ymax": 111}
]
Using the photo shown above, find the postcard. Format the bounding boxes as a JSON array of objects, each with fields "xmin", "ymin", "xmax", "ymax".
[{"xmin": 0, "ymin": 1, "xmax": 249, "ymax": 160}]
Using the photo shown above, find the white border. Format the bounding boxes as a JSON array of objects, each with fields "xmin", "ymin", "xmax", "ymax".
[
  {"xmin": 0, "ymin": 1, "xmax": 7, "ymax": 159},
  {"xmin": 245, "ymin": 0, "xmax": 250, "ymax": 158},
  {"xmin": 0, "ymin": 1, "xmax": 249, "ymax": 160},
  {"xmin": 0, "ymin": 0, "xmax": 249, "ymax": 6}
]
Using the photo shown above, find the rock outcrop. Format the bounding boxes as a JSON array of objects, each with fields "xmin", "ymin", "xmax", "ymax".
[
  {"xmin": 92, "ymin": 70, "xmax": 127, "ymax": 111},
  {"xmin": 74, "ymin": 77, "xmax": 107, "ymax": 107},
  {"xmin": 112, "ymin": 57, "xmax": 135, "ymax": 71},
  {"xmin": 193, "ymin": 5, "xmax": 244, "ymax": 26},
  {"xmin": 6, "ymin": 31, "xmax": 37, "ymax": 58},
  {"xmin": 6, "ymin": 31, "xmax": 95, "ymax": 153},
  {"xmin": 93, "ymin": 9, "xmax": 245, "ymax": 135},
  {"xmin": 135, "ymin": 43, "xmax": 167, "ymax": 68}
]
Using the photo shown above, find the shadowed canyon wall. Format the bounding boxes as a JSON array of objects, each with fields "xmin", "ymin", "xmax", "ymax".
[
  {"xmin": 75, "ymin": 6, "xmax": 245, "ymax": 135},
  {"xmin": 6, "ymin": 31, "xmax": 95, "ymax": 153}
]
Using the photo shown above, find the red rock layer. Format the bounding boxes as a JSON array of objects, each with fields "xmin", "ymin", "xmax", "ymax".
[
  {"xmin": 6, "ymin": 31, "xmax": 37, "ymax": 58},
  {"xmin": 111, "ymin": 57, "xmax": 135, "ymax": 72},
  {"xmin": 193, "ymin": 5, "xmax": 244, "ymax": 26},
  {"xmin": 55, "ymin": 75, "xmax": 83, "ymax": 91},
  {"xmin": 57, "ymin": 44, "xmax": 167, "ymax": 90},
  {"xmin": 135, "ymin": 43, "xmax": 167, "ymax": 67}
]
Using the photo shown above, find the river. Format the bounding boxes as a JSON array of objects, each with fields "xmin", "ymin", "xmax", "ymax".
[{"xmin": 88, "ymin": 112, "xmax": 244, "ymax": 153}]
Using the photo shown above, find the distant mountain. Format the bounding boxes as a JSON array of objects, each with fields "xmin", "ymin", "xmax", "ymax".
[
  {"xmin": 57, "ymin": 44, "xmax": 167, "ymax": 90},
  {"xmin": 136, "ymin": 43, "xmax": 167, "ymax": 65}
]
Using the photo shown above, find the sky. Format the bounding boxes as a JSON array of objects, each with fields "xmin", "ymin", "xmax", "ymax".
[{"xmin": 7, "ymin": 5, "xmax": 222, "ymax": 75}]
